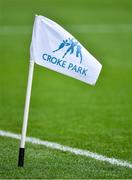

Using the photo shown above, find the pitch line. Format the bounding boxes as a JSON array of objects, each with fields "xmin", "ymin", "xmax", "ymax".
[{"xmin": 0, "ymin": 130, "xmax": 132, "ymax": 169}]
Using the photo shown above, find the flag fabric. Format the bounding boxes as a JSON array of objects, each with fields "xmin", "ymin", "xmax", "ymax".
[{"xmin": 30, "ymin": 15, "xmax": 102, "ymax": 85}]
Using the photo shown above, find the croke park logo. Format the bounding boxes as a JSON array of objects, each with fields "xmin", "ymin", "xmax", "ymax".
[{"xmin": 53, "ymin": 38, "xmax": 83, "ymax": 64}]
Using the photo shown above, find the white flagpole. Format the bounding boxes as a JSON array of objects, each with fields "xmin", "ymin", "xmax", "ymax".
[{"xmin": 18, "ymin": 60, "xmax": 35, "ymax": 167}]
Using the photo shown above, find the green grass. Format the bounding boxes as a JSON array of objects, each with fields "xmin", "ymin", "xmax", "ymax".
[
  {"xmin": 0, "ymin": 0, "xmax": 132, "ymax": 178},
  {"xmin": 1, "ymin": 137, "xmax": 132, "ymax": 179}
]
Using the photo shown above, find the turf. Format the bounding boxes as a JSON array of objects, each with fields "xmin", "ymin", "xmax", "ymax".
[
  {"xmin": 0, "ymin": 137, "xmax": 132, "ymax": 179},
  {"xmin": 0, "ymin": 0, "xmax": 132, "ymax": 178}
]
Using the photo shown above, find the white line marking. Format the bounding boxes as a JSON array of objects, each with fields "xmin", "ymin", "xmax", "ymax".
[
  {"xmin": 0, "ymin": 130, "xmax": 132, "ymax": 169},
  {"xmin": 0, "ymin": 24, "xmax": 132, "ymax": 35}
]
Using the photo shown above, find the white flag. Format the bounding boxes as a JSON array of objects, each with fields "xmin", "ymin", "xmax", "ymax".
[{"xmin": 30, "ymin": 15, "xmax": 102, "ymax": 85}]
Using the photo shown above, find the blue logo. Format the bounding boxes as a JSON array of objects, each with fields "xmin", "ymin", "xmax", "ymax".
[{"xmin": 53, "ymin": 38, "xmax": 83, "ymax": 64}]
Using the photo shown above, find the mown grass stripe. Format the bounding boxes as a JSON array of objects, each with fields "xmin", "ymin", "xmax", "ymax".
[{"xmin": 0, "ymin": 24, "xmax": 132, "ymax": 35}]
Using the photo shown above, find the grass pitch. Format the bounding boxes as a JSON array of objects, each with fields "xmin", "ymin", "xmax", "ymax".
[{"xmin": 0, "ymin": 0, "xmax": 132, "ymax": 178}]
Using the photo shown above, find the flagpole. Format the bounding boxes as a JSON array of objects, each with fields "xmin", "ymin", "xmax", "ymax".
[{"xmin": 18, "ymin": 60, "xmax": 35, "ymax": 167}]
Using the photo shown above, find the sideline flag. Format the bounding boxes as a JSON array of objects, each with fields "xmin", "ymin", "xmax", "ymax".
[
  {"xmin": 30, "ymin": 15, "xmax": 102, "ymax": 85},
  {"xmin": 18, "ymin": 15, "xmax": 102, "ymax": 167}
]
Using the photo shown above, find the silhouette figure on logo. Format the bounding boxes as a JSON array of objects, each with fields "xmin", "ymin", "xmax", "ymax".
[
  {"xmin": 62, "ymin": 39, "xmax": 78, "ymax": 59},
  {"xmin": 53, "ymin": 38, "xmax": 83, "ymax": 63},
  {"xmin": 53, "ymin": 39, "xmax": 70, "ymax": 52},
  {"xmin": 76, "ymin": 45, "xmax": 82, "ymax": 63}
]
